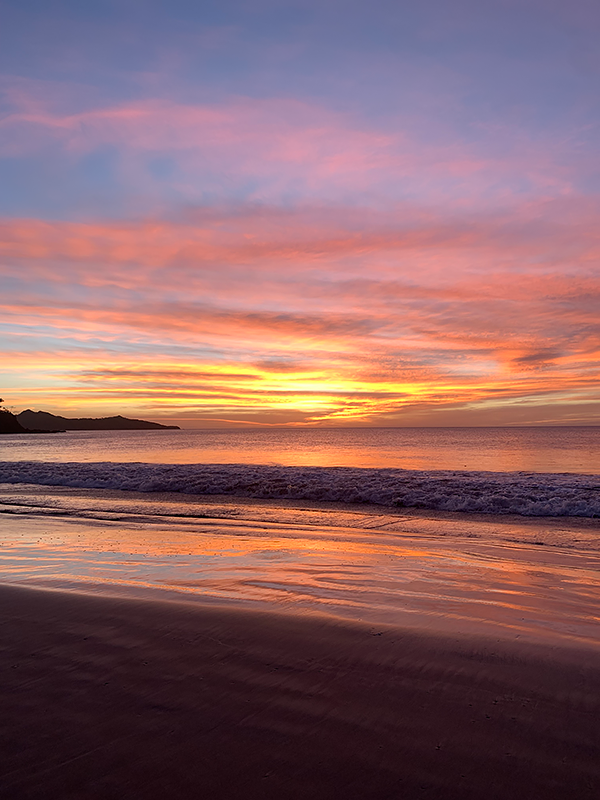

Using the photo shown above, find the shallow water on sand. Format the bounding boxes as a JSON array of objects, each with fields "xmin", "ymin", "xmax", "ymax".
[{"xmin": 1, "ymin": 486, "xmax": 598, "ymax": 648}]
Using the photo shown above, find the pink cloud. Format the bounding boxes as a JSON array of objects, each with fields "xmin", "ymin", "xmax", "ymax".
[
  {"xmin": 1, "ymin": 196, "xmax": 598, "ymax": 293},
  {"xmin": 1, "ymin": 77, "xmax": 598, "ymax": 423},
  {"xmin": 0, "ymin": 82, "xmax": 585, "ymax": 206}
]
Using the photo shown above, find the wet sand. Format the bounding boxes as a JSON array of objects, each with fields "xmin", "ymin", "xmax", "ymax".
[
  {"xmin": 1, "ymin": 583, "xmax": 599, "ymax": 799},
  {"xmin": 1, "ymin": 501, "xmax": 599, "ymax": 646},
  {"xmin": 1, "ymin": 488, "xmax": 599, "ymax": 797}
]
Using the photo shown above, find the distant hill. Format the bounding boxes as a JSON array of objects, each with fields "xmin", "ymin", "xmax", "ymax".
[
  {"xmin": 17, "ymin": 410, "xmax": 180, "ymax": 431},
  {"xmin": 0, "ymin": 408, "xmax": 28, "ymax": 434}
]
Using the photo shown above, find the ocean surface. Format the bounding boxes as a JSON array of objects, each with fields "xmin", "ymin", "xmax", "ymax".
[
  {"xmin": 0, "ymin": 427, "xmax": 599, "ymax": 518},
  {"xmin": 1, "ymin": 426, "xmax": 599, "ymax": 472},
  {"xmin": 1, "ymin": 427, "xmax": 599, "ymax": 641}
]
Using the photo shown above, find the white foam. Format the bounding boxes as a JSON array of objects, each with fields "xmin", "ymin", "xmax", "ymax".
[{"xmin": 0, "ymin": 461, "xmax": 598, "ymax": 517}]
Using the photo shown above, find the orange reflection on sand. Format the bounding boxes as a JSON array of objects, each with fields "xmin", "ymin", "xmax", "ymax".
[{"xmin": 1, "ymin": 512, "xmax": 599, "ymax": 648}]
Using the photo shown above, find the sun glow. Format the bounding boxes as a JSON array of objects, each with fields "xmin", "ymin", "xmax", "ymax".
[{"xmin": 1, "ymin": 6, "xmax": 599, "ymax": 427}]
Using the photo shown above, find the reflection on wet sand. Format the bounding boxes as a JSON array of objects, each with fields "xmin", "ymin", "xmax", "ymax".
[{"xmin": 1, "ymin": 491, "xmax": 598, "ymax": 648}]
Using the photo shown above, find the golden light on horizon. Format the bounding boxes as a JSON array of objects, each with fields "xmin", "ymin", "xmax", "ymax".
[{"xmin": 1, "ymin": 73, "xmax": 599, "ymax": 427}]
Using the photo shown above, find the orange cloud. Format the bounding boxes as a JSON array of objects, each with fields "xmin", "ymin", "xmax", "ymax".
[{"xmin": 1, "ymin": 198, "xmax": 599, "ymax": 425}]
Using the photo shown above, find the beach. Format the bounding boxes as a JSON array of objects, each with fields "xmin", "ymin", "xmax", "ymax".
[
  {"xmin": 1, "ymin": 474, "xmax": 599, "ymax": 798},
  {"xmin": 2, "ymin": 582, "xmax": 599, "ymax": 800},
  {"xmin": 1, "ymin": 430, "xmax": 599, "ymax": 797}
]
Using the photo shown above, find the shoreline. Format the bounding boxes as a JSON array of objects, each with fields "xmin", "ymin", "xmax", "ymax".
[
  {"xmin": 3, "ymin": 481, "xmax": 600, "ymax": 534},
  {"xmin": 2, "ymin": 461, "xmax": 599, "ymax": 518},
  {"xmin": 2, "ymin": 477, "xmax": 599, "ymax": 797},
  {"xmin": 1, "ymin": 583, "xmax": 599, "ymax": 799},
  {"xmin": 2, "ymin": 484, "xmax": 599, "ymax": 649}
]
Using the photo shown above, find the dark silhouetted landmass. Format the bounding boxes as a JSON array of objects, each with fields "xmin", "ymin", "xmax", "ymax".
[
  {"xmin": 0, "ymin": 408, "xmax": 28, "ymax": 434},
  {"xmin": 17, "ymin": 410, "xmax": 180, "ymax": 431}
]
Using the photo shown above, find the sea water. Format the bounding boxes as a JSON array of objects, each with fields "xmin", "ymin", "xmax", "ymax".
[
  {"xmin": 1, "ymin": 426, "xmax": 599, "ymax": 472},
  {"xmin": 1, "ymin": 427, "xmax": 599, "ymax": 640},
  {"xmin": 0, "ymin": 427, "xmax": 598, "ymax": 517}
]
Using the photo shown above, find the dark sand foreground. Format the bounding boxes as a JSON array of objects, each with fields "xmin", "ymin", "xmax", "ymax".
[{"xmin": 1, "ymin": 584, "xmax": 599, "ymax": 800}]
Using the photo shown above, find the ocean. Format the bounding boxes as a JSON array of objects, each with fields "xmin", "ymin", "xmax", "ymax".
[
  {"xmin": 1, "ymin": 425, "xmax": 599, "ymax": 472},
  {"xmin": 0, "ymin": 426, "xmax": 599, "ymax": 517},
  {"xmin": 0, "ymin": 426, "xmax": 599, "ymax": 643}
]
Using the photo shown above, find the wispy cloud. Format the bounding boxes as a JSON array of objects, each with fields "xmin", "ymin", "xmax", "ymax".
[
  {"xmin": 2, "ymin": 199, "xmax": 598, "ymax": 424},
  {"xmin": 1, "ymin": 4, "xmax": 599, "ymax": 425},
  {"xmin": 1, "ymin": 86, "xmax": 590, "ymax": 214}
]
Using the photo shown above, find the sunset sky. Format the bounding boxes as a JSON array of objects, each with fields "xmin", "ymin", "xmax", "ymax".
[{"xmin": 1, "ymin": 0, "xmax": 599, "ymax": 427}]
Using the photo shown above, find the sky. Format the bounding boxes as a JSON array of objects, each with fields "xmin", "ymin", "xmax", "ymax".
[{"xmin": 1, "ymin": 0, "xmax": 599, "ymax": 427}]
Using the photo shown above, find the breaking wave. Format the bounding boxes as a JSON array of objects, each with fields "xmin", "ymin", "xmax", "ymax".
[{"xmin": 0, "ymin": 461, "xmax": 598, "ymax": 517}]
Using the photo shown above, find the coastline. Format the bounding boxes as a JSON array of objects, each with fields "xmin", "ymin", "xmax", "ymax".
[
  {"xmin": 1, "ymin": 583, "xmax": 599, "ymax": 799},
  {"xmin": 1, "ymin": 474, "xmax": 599, "ymax": 797},
  {"xmin": 2, "ymin": 459, "xmax": 599, "ymax": 518},
  {"xmin": 1, "ymin": 486, "xmax": 599, "ymax": 648}
]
